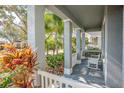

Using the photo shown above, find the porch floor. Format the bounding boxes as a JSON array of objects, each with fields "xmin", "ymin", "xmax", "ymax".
[{"xmin": 65, "ymin": 59, "xmax": 106, "ymax": 88}]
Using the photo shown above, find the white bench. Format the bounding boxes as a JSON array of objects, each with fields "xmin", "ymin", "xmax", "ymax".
[{"xmin": 87, "ymin": 58, "xmax": 99, "ymax": 70}]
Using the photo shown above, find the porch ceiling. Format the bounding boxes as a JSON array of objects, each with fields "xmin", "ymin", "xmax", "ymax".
[{"xmin": 55, "ymin": 5, "xmax": 104, "ymax": 31}]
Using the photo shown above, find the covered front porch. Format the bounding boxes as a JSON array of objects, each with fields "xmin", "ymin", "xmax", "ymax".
[
  {"xmin": 27, "ymin": 5, "xmax": 124, "ymax": 88},
  {"xmin": 66, "ymin": 59, "xmax": 105, "ymax": 88}
]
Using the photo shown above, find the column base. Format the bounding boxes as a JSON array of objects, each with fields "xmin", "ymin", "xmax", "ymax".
[
  {"xmin": 77, "ymin": 59, "xmax": 81, "ymax": 64},
  {"xmin": 77, "ymin": 53, "xmax": 81, "ymax": 60},
  {"xmin": 64, "ymin": 68, "xmax": 72, "ymax": 75}
]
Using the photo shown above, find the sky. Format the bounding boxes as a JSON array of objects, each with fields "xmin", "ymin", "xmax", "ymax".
[{"xmin": 12, "ymin": 12, "xmax": 20, "ymax": 24}]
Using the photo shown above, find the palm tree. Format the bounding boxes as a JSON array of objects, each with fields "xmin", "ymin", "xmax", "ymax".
[
  {"xmin": 45, "ymin": 11, "xmax": 64, "ymax": 55},
  {"xmin": 52, "ymin": 14, "xmax": 63, "ymax": 54}
]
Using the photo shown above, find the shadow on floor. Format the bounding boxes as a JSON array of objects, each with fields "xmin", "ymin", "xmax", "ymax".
[{"xmin": 65, "ymin": 59, "xmax": 105, "ymax": 88}]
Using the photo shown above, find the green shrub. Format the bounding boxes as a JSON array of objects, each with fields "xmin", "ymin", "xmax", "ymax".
[
  {"xmin": 46, "ymin": 53, "xmax": 64, "ymax": 69},
  {"xmin": 87, "ymin": 46, "xmax": 100, "ymax": 51},
  {"xmin": 84, "ymin": 47, "xmax": 101, "ymax": 57},
  {"xmin": 85, "ymin": 52, "xmax": 100, "ymax": 57},
  {"xmin": 72, "ymin": 47, "xmax": 76, "ymax": 54}
]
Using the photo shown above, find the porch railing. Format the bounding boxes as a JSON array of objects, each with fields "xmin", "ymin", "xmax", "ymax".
[{"xmin": 38, "ymin": 71, "xmax": 94, "ymax": 88}]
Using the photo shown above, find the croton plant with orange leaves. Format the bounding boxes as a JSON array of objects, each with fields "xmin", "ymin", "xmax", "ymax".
[{"xmin": 0, "ymin": 43, "xmax": 37, "ymax": 88}]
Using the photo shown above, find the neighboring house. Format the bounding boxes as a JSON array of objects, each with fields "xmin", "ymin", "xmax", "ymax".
[{"xmin": 87, "ymin": 31, "xmax": 101, "ymax": 49}]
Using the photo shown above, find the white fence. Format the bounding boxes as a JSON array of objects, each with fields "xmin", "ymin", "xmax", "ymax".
[{"xmin": 38, "ymin": 71, "xmax": 95, "ymax": 88}]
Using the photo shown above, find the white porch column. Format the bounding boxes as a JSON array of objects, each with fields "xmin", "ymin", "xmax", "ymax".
[
  {"xmin": 76, "ymin": 28, "xmax": 81, "ymax": 60},
  {"xmin": 27, "ymin": 5, "xmax": 45, "ymax": 87},
  {"xmin": 98, "ymin": 35, "xmax": 101, "ymax": 49},
  {"xmin": 101, "ymin": 26, "xmax": 105, "ymax": 58},
  {"xmin": 82, "ymin": 31, "xmax": 85, "ymax": 52},
  {"xmin": 105, "ymin": 6, "xmax": 123, "ymax": 88},
  {"xmin": 64, "ymin": 19, "xmax": 72, "ymax": 75}
]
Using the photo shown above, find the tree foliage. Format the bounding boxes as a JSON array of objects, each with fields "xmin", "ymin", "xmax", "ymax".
[
  {"xmin": 45, "ymin": 10, "xmax": 63, "ymax": 35},
  {"xmin": 0, "ymin": 5, "xmax": 27, "ymax": 42},
  {"xmin": 85, "ymin": 37, "xmax": 89, "ymax": 45},
  {"xmin": 44, "ymin": 10, "xmax": 64, "ymax": 55},
  {"xmin": 0, "ymin": 6, "xmax": 64, "ymax": 55}
]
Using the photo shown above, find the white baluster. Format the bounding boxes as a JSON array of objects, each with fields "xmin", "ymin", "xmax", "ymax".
[
  {"xmin": 41, "ymin": 75, "xmax": 45, "ymax": 88},
  {"xmin": 59, "ymin": 82, "xmax": 63, "ymax": 88},
  {"xmin": 45, "ymin": 77, "xmax": 49, "ymax": 88},
  {"xmin": 49, "ymin": 79, "xmax": 52, "ymax": 88}
]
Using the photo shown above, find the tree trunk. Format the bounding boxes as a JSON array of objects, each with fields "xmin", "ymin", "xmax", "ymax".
[
  {"xmin": 47, "ymin": 44, "xmax": 49, "ymax": 55},
  {"xmin": 53, "ymin": 49, "xmax": 55, "ymax": 55},
  {"xmin": 55, "ymin": 32, "xmax": 58, "ymax": 55}
]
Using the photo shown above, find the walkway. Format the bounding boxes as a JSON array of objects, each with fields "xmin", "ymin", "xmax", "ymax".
[{"xmin": 65, "ymin": 59, "xmax": 106, "ymax": 88}]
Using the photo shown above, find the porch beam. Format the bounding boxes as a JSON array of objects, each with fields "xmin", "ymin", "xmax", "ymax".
[
  {"xmin": 64, "ymin": 19, "xmax": 72, "ymax": 75},
  {"xmin": 85, "ymin": 27, "xmax": 101, "ymax": 32},
  {"xmin": 55, "ymin": 6, "xmax": 82, "ymax": 28}
]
